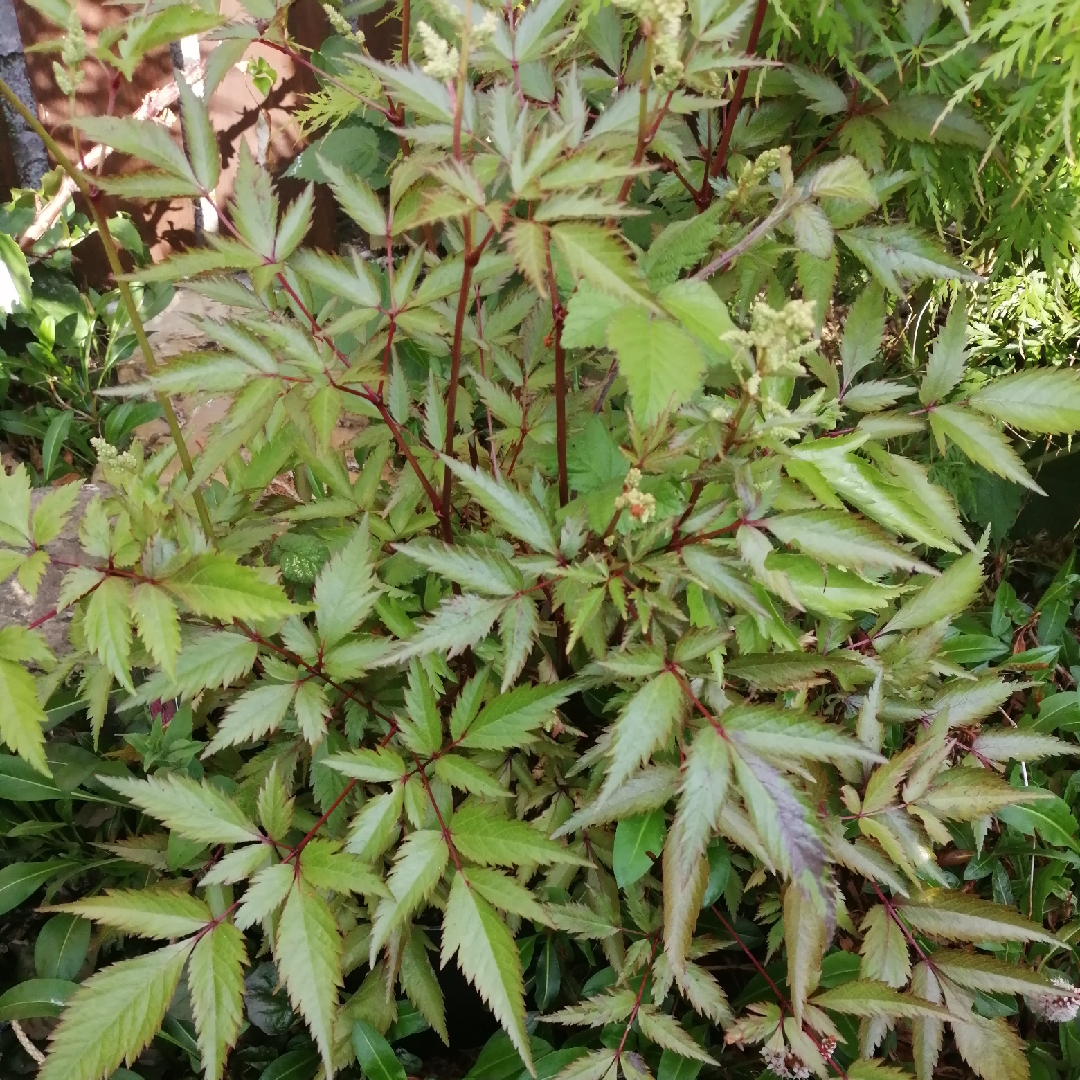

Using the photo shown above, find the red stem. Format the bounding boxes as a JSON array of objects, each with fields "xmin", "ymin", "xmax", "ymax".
[{"xmin": 708, "ymin": 0, "xmax": 768, "ymax": 181}]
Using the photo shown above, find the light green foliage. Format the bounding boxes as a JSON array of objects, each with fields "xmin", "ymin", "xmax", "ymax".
[{"xmin": 3, "ymin": 3, "xmax": 1080, "ymax": 1080}]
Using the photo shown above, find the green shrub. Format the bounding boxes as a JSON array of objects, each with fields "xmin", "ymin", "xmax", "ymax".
[{"xmin": 2, "ymin": 2, "xmax": 1080, "ymax": 1080}]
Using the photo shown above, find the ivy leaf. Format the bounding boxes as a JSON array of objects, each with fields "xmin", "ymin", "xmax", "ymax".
[
  {"xmin": 37, "ymin": 940, "xmax": 193, "ymax": 1080},
  {"xmin": 969, "ymin": 367, "xmax": 1080, "ymax": 435},
  {"xmin": 602, "ymin": 672, "xmax": 685, "ymax": 800},
  {"xmin": 130, "ymin": 583, "xmax": 181, "ymax": 679},
  {"xmin": 164, "ymin": 554, "xmax": 296, "ymax": 622},
  {"xmin": 442, "ymin": 872, "xmax": 534, "ymax": 1076},
  {"xmin": 47, "ymin": 889, "xmax": 212, "ymax": 939},
  {"xmin": 101, "ymin": 774, "xmax": 263, "ymax": 846},
  {"xmin": 606, "ymin": 309, "xmax": 704, "ymax": 424},
  {"xmin": 85, "ymin": 577, "xmax": 133, "ymax": 692},
  {"xmin": 0, "ymin": 657, "xmax": 49, "ymax": 774},
  {"xmin": 882, "ymin": 546, "xmax": 985, "ymax": 633},
  {"xmin": 928, "ymin": 404, "xmax": 1041, "ymax": 493},
  {"xmin": 188, "ymin": 921, "xmax": 247, "ymax": 1080},
  {"xmin": 315, "ymin": 523, "xmax": 380, "ymax": 646},
  {"xmin": 275, "ymin": 881, "xmax": 343, "ymax": 1074},
  {"xmin": 920, "ymin": 302, "xmax": 967, "ymax": 404}
]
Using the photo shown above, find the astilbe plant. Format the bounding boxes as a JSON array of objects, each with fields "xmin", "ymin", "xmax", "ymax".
[{"xmin": 4, "ymin": 1, "xmax": 1080, "ymax": 1080}]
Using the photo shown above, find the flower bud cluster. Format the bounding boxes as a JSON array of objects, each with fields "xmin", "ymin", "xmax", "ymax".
[
  {"xmin": 614, "ymin": 467, "xmax": 657, "ymax": 525},
  {"xmin": 613, "ymin": 0, "xmax": 687, "ymax": 90},
  {"xmin": 1026, "ymin": 976, "xmax": 1080, "ymax": 1023}
]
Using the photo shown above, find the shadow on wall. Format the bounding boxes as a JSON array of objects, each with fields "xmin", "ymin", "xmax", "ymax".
[{"xmin": 1, "ymin": 0, "xmax": 399, "ymax": 283}]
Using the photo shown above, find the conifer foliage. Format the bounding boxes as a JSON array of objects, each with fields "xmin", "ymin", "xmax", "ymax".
[{"xmin": 2, "ymin": 1, "xmax": 1080, "ymax": 1079}]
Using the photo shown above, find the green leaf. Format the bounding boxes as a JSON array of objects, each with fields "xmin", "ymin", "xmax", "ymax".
[
  {"xmin": 353, "ymin": 1018, "xmax": 408, "ymax": 1080},
  {"xmin": 370, "ymin": 830, "xmax": 449, "ymax": 959},
  {"xmin": 320, "ymin": 156, "xmax": 386, "ymax": 236},
  {"xmin": 788, "ymin": 66, "xmax": 848, "ymax": 115},
  {"xmin": 443, "ymin": 871, "xmax": 534, "ymax": 1075},
  {"xmin": 32, "ymin": 478, "xmax": 82, "ymax": 545},
  {"xmin": 657, "ymin": 279, "xmax": 735, "ymax": 359},
  {"xmin": 35, "ymin": 915, "xmax": 91, "ymax": 981},
  {"xmin": 0, "ymin": 754, "xmax": 61, "ymax": 800},
  {"xmin": 78, "ymin": 116, "xmax": 198, "ymax": 188},
  {"xmin": 811, "ymin": 978, "xmax": 952, "ymax": 1019},
  {"xmin": 0, "ymin": 658, "xmax": 49, "ymax": 774},
  {"xmin": 840, "ymin": 287, "xmax": 884, "ymax": 386},
  {"xmin": 325, "ymin": 747, "xmax": 408, "ymax": 783},
  {"xmin": 396, "ymin": 538, "xmax": 524, "ymax": 596},
  {"xmin": 204, "ymin": 681, "xmax": 298, "ymax": 755},
  {"xmin": 0, "ymin": 233, "xmax": 33, "ymax": 318},
  {"xmin": 165, "ymin": 554, "xmax": 296, "ymax": 622},
  {"xmin": 292, "ymin": 248, "xmax": 381, "ymax": 310},
  {"xmin": 176, "ymin": 78, "xmax": 220, "ymax": 191},
  {"xmin": 636, "ymin": 1007, "xmax": 716, "ymax": 1063},
  {"xmin": 602, "ymin": 671, "xmax": 685, "ymax": 799},
  {"xmin": 300, "ymin": 839, "xmax": 389, "ymax": 899},
  {"xmin": 998, "ymin": 796, "xmax": 1080, "ymax": 852},
  {"xmin": 555, "ymin": 765, "xmax": 679, "ymax": 837},
  {"xmin": 130, "ymin": 583, "xmax": 181, "ymax": 679},
  {"xmin": 440, "ymin": 458, "xmax": 556, "ymax": 554},
  {"xmin": 882, "ymin": 546, "xmax": 985, "ymax": 633},
  {"xmin": 276, "ymin": 882, "xmax": 343, "ymax": 1073},
  {"xmin": 235, "ymin": 863, "xmax": 294, "ymax": 931},
  {"xmin": 0, "ymin": 860, "xmax": 78, "ymax": 917},
  {"xmin": 859, "ymin": 906, "xmax": 911, "ymax": 988},
  {"xmin": 784, "ymin": 883, "xmax": 829, "ymax": 1024},
  {"xmin": 0, "ymin": 978, "xmax": 76, "ymax": 1021},
  {"xmin": 876, "ymin": 95, "xmax": 989, "ymax": 148},
  {"xmin": 897, "ymin": 891, "xmax": 1061, "ymax": 945},
  {"xmin": 725, "ymin": 705, "xmax": 882, "ymax": 764},
  {"xmin": 606, "ymin": 309, "xmax": 704, "ymax": 424},
  {"xmin": 931, "ymin": 951, "xmax": 1057, "ymax": 998},
  {"xmin": 766, "ymin": 510, "xmax": 933, "ymax": 574},
  {"xmin": 401, "ymin": 932, "xmax": 448, "ymax": 1042},
  {"xmin": 434, "ymin": 754, "xmax": 512, "ymax": 799},
  {"xmin": 807, "ymin": 156, "xmax": 878, "ymax": 205},
  {"xmin": 970, "ymin": 367, "xmax": 1080, "ymax": 435},
  {"xmin": 458, "ymin": 681, "xmax": 577, "ymax": 751},
  {"xmin": 613, "ymin": 809, "xmax": 666, "ymax": 888},
  {"xmin": 0, "ymin": 463, "xmax": 31, "ymax": 546},
  {"xmin": 920, "ymin": 302, "xmax": 967, "ymax": 404},
  {"xmin": 48, "ymin": 888, "xmax": 212, "ymax": 939},
  {"xmin": 551, "ymin": 222, "xmax": 649, "ymax": 307},
  {"xmin": 840, "ymin": 225, "xmax": 978, "ymax": 294},
  {"xmin": 101, "ymin": 773, "xmax": 263, "ymax": 846},
  {"xmin": 37, "ymin": 939, "xmax": 193, "ymax": 1080},
  {"xmin": 451, "ymin": 801, "xmax": 585, "ymax": 867},
  {"xmin": 929, "ymin": 403, "xmax": 1041, "ymax": 492},
  {"xmin": 380, "ymin": 593, "xmax": 509, "ymax": 666},
  {"xmin": 188, "ymin": 920, "xmax": 248, "ymax": 1080}
]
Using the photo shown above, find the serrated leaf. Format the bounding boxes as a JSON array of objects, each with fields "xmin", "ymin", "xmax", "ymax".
[
  {"xmin": 551, "ymin": 222, "xmax": 649, "ymax": 307},
  {"xmin": 314, "ymin": 523, "xmax": 379, "ymax": 646},
  {"xmin": 130, "ymin": 583, "xmax": 180, "ymax": 679},
  {"xmin": 434, "ymin": 755, "xmax": 511, "ymax": 799},
  {"xmin": 507, "ymin": 220, "xmax": 549, "ymax": 297},
  {"xmin": 859, "ymin": 906, "xmax": 911, "ymax": 988},
  {"xmin": 0, "ymin": 464, "xmax": 31, "ymax": 546},
  {"xmin": 811, "ymin": 979, "xmax": 952, "ymax": 1019},
  {"xmin": 396, "ymin": 538, "xmax": 524, "ymax": 597},
  {"xmin": 500, "ymin": 595, "xmax": 539, "ymax": 692},
  {"xmin": 442, "ymin": 872, "xmax": 533, "ymax": 1075},
  {"xmin": 606, "ymin": 309, "xmax": 704, "ymax": 425},
  {"xmin": 37, "ymin": 940, "xmax": 193, "ymax": 1080},
  {"xmin": 463, "ymin": 866, "xmax": 552, "ymax": 926},
  {"xmin": 189, "ymin": 920, "xmax": 247, "ymax": 1080},
  {"xmin": 379, "ymin": 593, "xmax": 508, "ymax": 666},
  {"xmin": 970, "ymin": 367, "xmax": 1080, "ymax": 435},
  {"xmin": 929, "ymin": 404, "xmax": 1041, "ymax": 492},
  {"xmin": 101, "ymin": 774, "xmax": 263, "ymax": 846},
  {"xmin": 840, "ymin": 286, "xmax": 886, "ymax": 386},
  {"xmin": 637, "ymin": 1007, "xmax": 716, "ymax": 1063},
  {"xmin": 176, "ymin": 78, "xmax": 219, "ymax": 192},
  {"xmin": 370, "ymin": 831, "xmax": 449, "ymax": 960},
  {"xmin": 897, "ymin": 891, "xmax": 1061, "ymax": 945},
  {"xmin": 458, "ymin": 680, "xmax": 576, "ymax": 750},
  {"xmin": 276, "ymin": 881, "xmax": 343, "ymax": 1073},
  {"xmin": 940, "ymin": 980, "xmax": 1027, "ymax": 1080},
  {"xmin": 920, "ymin": 303, "xmax": 967, "ymax": 404},
  {"xmin": 440, "ymin": 458, "xmax": 556, "ymax": 553},
  {"xmin": 235, "ymin": 862, "xmax": 294, "ymax": 931},
  {"xmin": 932, "ymin": 951, "xmax": 1055, "ymax": 998},
  {"xmin": 840, "ymin": 225, "xmax": 978, "ymax": 294},
  {"xmin": 601, "ymin": 672, "xmax": 685, "ymax": 799},
  {"xmin": 31, "ymin": 481, "xmax": 83, "ymax": 547},
  {"xmin": 451, "ymin": 801, "xmax": 584, "ymax": 867},
  {"xmin": 47, "ymin": 888, "xmax": 211, "ymax": 939},
  {"xmin": 766, "ymin": 510, "xmax": 932, "ymax": 574},
  {"xmin": 325, "ymin": 747, "xmax": 407, "ymax": 783},
  {"xmin": 166, "ymin": 554, "xmax": 295, "ymax": 622},
  {"xmin": 401, "ymin": 932, "xmax": 448, "ymax": 1043},
  {"xmin": 300, "ymin": 839, "xmax": 389, "ymax": 899},
  {"xmin": 882, "ymin": 546, "xmax": 985, "ymax": 633},
  {"xmin": 85, "ymin": 576, "xmax": 133, "ymax": 692},
  {"xmin": 555, "ymin": 765, "xmax": 679, "ymax": 837},
  {"xmin": 0, "ymin": 658, "xmax": 49, "ymax": 774},
  {"xmin": 807, "ymin": 156, "xmax": 878, "ymax": 206},
  {"xmin": 205, "ymin": 681, "xmax": 297, "ymax": 755}
]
